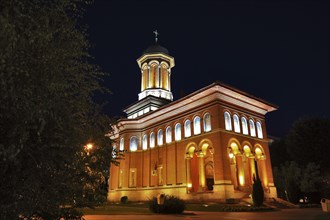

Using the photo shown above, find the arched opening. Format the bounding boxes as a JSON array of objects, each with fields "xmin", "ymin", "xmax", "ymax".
[
  {"xmin": 228, "ymin": 141, "xmax": 244, "ymax": 188},
  {"xmin": 254, "ymin": 145, "xmax": 268, "ymax": 188},
  {"xmin": 186, "ymin": 145, "xmax": 198, "ymax": 193},
  {"xmin": 186, "ymin": 140, "xmax": 214, "ymax": 193},
  {"xmin": 243, "ymin": 144, "xmax": 255, "ymax": 186}
]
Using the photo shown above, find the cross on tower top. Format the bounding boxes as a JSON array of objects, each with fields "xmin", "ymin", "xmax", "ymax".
[{"xmin": 153, "ymin": 30, "xmax": 159, "ymax": 43}]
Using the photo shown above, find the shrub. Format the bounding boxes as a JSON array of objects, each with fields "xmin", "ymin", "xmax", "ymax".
[
  {"xmin": 120, "ymin": 196, "xmax": 128, "ymax": 204},
  {"xmin": 252, "ymin": 175, "xmax": 264, "ymax": 207},
  {"xmin": 149, "ymin": 194, "xmax": 185, "ymax": 214}
]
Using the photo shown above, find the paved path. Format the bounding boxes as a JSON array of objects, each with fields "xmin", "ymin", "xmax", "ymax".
[{"xmin": 84, "ymin": 208, "xmax": 324, "ymax": 220}]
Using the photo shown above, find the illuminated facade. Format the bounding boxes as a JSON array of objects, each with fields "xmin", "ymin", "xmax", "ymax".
[{"xmin": 108, "ymin": 42, "xmax": 278, "ymax": 202}]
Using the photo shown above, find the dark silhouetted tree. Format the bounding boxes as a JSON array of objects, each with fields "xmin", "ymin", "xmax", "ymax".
[
  {"xmin": 0, "ymin": 0, "xmax": 116, "ymax": 219},
  {"xmin": 252, "ymin": 161, "xmax": 264, "ymax": 207},
  {"xmin": 286, "ymin": 116, "xmax": 330, "ymax": 198}
]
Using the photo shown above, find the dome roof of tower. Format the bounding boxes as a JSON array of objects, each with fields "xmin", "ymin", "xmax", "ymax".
[{"xmin": 143, "ymin": 43, "xmax": 169, "ymax": 55}]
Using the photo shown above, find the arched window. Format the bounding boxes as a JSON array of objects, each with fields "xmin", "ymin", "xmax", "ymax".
[
  {"xmin": 224, "ymin": 111, "xmax": 232, "ymax": 131},
  {"xmin": 233, "ymin": 114, "xmax": 240, "ymax": 133},
  {"xmin": 175, "ymin": 123, "xmax": 181, "ymax": 141},
  {"xmin": 142, "ymin": 134, "xmax": 148, "ymax": 150},
  {"xmin": 150, "ymin": 132, "xmax": 155, "ymax": 148},
  {"xmin": 193, "ymin": 116, "xmax": 201, "ymax": 135},
  {"xmin": 157, "ymin": 129, "xmax": 163, "ymax": 146},
  {"xmin": 203, "ymin": 113, "xmax": 212, "ymax": 132},
  {"xmin": 249, "ymin": 119, "xmax": 256, "ymax": 137},
  {"xmin": 256, "ymin": 121, "xmax": 263, "ymax": 139},
  {"xmin": 166, "ymin": 126, "xmax": 172, "ymax": 143},
  {"xmin": 241, "ymin": 117, "xmax": 248, "ymax": 135},
  {"xmin": 130, "ymin": 136, "xmax": 138, "ymax": 152},
  {"xmin": 184, "ymin": 120, "xmax": 191, "ymax": 137},
  {"xmin": 120, "ymin": 138, "xmax": 124, "ymax": 151},
  {"xmin": 112, "ymin": 144, "xmax": 117, "ymax": 158}
]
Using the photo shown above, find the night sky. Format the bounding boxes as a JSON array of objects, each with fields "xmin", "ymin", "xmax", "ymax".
[{"xmin": 83, "ymin": 0, "xmax": 329, "ymax": 138}]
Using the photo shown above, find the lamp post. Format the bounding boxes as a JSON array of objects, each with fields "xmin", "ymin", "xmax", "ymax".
[{"xmin": 85, "ymin": 143, "xmax": 93, "ymax": 155}]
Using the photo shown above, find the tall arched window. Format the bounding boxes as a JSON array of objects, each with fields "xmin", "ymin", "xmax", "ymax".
[
  {"xmin": 241, "ymin": 117, "xmax": 248, "ymax": 135},
  {"xmin": 203, "ymin": 113, "xmax": 212, "ymax": 132},
  {"xmin": 157, "ymin": 129, "xmax": 163, "ymax": 146},
  {"xmin": 256, "ymin": 121, "xmax": 263, "ymax": 139},
  {"xmin": 224, "ymin": 111, "xmax": 232, "ymax": 131},
  {"xmin": 120, "ymin": 138, "xmax": 124, "ymax": 151},
  {"xmin": 142, "ymin": 134, "xmax": 148, "ymax": 150},
  {"xmin": 184, "ymin": 120, "xmax": 191, "ymax": 137},
  {"xmin": 112, "ymin": 144, "xmax": 117, "ymax": 158},
  {"xmin": 166, "ymin": 126, "xmax": 172, "ymax": 143},
  {"xmin": 249, "ymin": 119, "xmax": 256, "ymax": 137},
  {"xmin": 150, "ymin": 132, "xmax": 155, "ymax": 148},
  {"xmin": 175, "ymin": 123, "xmax": 181, "ymax": 141},
  {"xmin": 233, "ymin": 114, "xmax": 240, "ymax": 133},
  {"xmin": 193, "ymin": 116, "xmax": 201, "ymax": 135},
  {"xmin": 130, "ymin": 136, "xmax": 138, "ymax": 152}
]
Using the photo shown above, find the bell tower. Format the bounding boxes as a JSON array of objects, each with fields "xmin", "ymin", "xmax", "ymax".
[
  {"xmin": 137, "ymin": 30, "xmax": 175, "ymax": 101},
  {"xmin": 124, "ymin": 31, "xmax": 175, "ymax": 119}
]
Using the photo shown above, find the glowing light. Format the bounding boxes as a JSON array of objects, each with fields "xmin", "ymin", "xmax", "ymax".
[
  {"xmin": 239, "ymin": 175, "xmax": 245, "ymax": 186},
  {"xmin": 85, "ymin": 143, "xmax": 93, "ymax": 150},
  {"xmin": 187, "ymin": 183, "xmax": 192, "ymax": 188},
  {"xmin": 229, "ymin": 153, "xmax": 234, "ymax": 159}
]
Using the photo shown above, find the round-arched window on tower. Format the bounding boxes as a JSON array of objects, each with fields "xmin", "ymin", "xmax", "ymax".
[{"xmin": 130, "ymin": 136, "xmax": 138, "ymax": 152}]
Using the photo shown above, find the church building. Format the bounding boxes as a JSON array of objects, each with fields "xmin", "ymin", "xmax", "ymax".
[{"xmin": 108, "ymin": 35, "xmax": 278, "ymax": 202}]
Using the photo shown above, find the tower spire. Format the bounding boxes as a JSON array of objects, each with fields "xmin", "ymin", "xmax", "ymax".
[{"xmin": 153, "ymin": 30, "xmax": 159, "ymax": 43}]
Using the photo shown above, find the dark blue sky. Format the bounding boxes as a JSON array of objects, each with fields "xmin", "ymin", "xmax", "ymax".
[{"xmin": 83, "ymin": 0, "xmax": 329, "ymax": 138}]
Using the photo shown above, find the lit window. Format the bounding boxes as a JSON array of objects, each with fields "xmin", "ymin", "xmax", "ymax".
[
  {"xmin": 224, "ymin": 112, "xmax": 232, "ymax": 131},
  {"xmin": 241, "ymin": 117, "xmax": 248, "ymax": 135},
  {"xmin": 166, "ymin": 126, "xmax": 172, "ymax": 143},
  {"xmin": 184, "ymin": 120, "xmax": 191, "ymax": 137},
  {"xmin": 130, "ymin": 136, "xmax": 138, "ymax": 151},
  {"xmin": 157, "ymin": 129, "xmax": 163, "ymax": 146},
  {"xmin": 194, "ymin": 116, "xmax": 201, "ymax": 135},
  {"xmin": 112, "ymin": 144, "xmax": 116, "ymax": 158},
  {"xmin": 249, "ymin": 119, "xmax": 256, "ymax": 137},
  {"xmin": 203, "ymin": 113, "xmax": 212, "ymax": 132},
  {"xmin": 175, "ymin": 123, "xmax": 181, "ymax": 141},
  {"xmin": 142, "ymin": 134, "xmax": 148, "ymax": 150},
  {"xmin": 150, "ymin": 132, "xmax": 155, "ymax": 148},
  {"xmin": 233, "ymin": 114, "xmax": 240, "ymax": 133},
  {"xmin": 120, "ymin": 138, "xmax": 124, "ymax": 151},
  {"xmin": 256, "ymin": 121, "xmax": 263, "ymax": 139}
]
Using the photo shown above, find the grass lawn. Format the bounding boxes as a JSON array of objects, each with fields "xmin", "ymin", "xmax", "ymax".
[
  {"xmin": 81, "ymin": 202, "xmax": 274, "ymax": 215},
  {"xmin": 81, "ymin": 203, "xmax": 151, "ymax": 215}
]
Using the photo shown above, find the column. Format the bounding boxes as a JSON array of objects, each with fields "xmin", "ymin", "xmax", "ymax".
[
  {"xmin": 186, "ymin": 157, "xmax": 192, "ymax": 192},
  {"xmin": 260, "ymin": 159, "xmax": 268, "ymax": 187},
  {"xmin": 236, "ymin": 155, "xmax": 245, "ymax": 186},
  {"xmin": 198, "ymin": 153, "xmax": 205, "ymax": 191}
]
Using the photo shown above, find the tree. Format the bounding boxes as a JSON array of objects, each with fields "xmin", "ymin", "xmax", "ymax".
[
  {"xmin": 273, "ymin": 161, "xmax": 302, "ymax": 203},
  {"xmin": 252, "ymin": 161, "xmax": 264, "ymax": 207},
  {"xmin": 286, "ymin": 116, "xmax": 330, "ymax": 199},
  {"xmin": 0, "ymin": 0, "xmax": 115, "ymax": 219},
  {"xmin": 273, "ymin": 161, "xmax": 321, "ymax": 203},
  {"xmin": 286, "ymin": 117, "xmax": 330, "ymax": 174}
]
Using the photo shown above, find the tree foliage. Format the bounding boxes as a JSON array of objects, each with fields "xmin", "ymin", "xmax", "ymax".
[
  {"xmin": 0, "ymin": 0, "xmax": 115, "ymax": 219},
  {"xmin": 286, "ymin": 116, "xmax": 330, "ymax": 174},
  {"xmin": 270, "ymin": 116, "xmax": 330, "ymax": 202},
  {"xmin": 252, "ymin": 162, "xmax": 264, "ymax": 207},
  {"xmin": 273, "ymin": 161, "xmax": 321, "ymax": 203}
]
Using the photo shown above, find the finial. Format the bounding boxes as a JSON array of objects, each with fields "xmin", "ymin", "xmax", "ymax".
[{"xmin": 153, "ymin": 30, "xmax": 159, "ymax": 43}]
